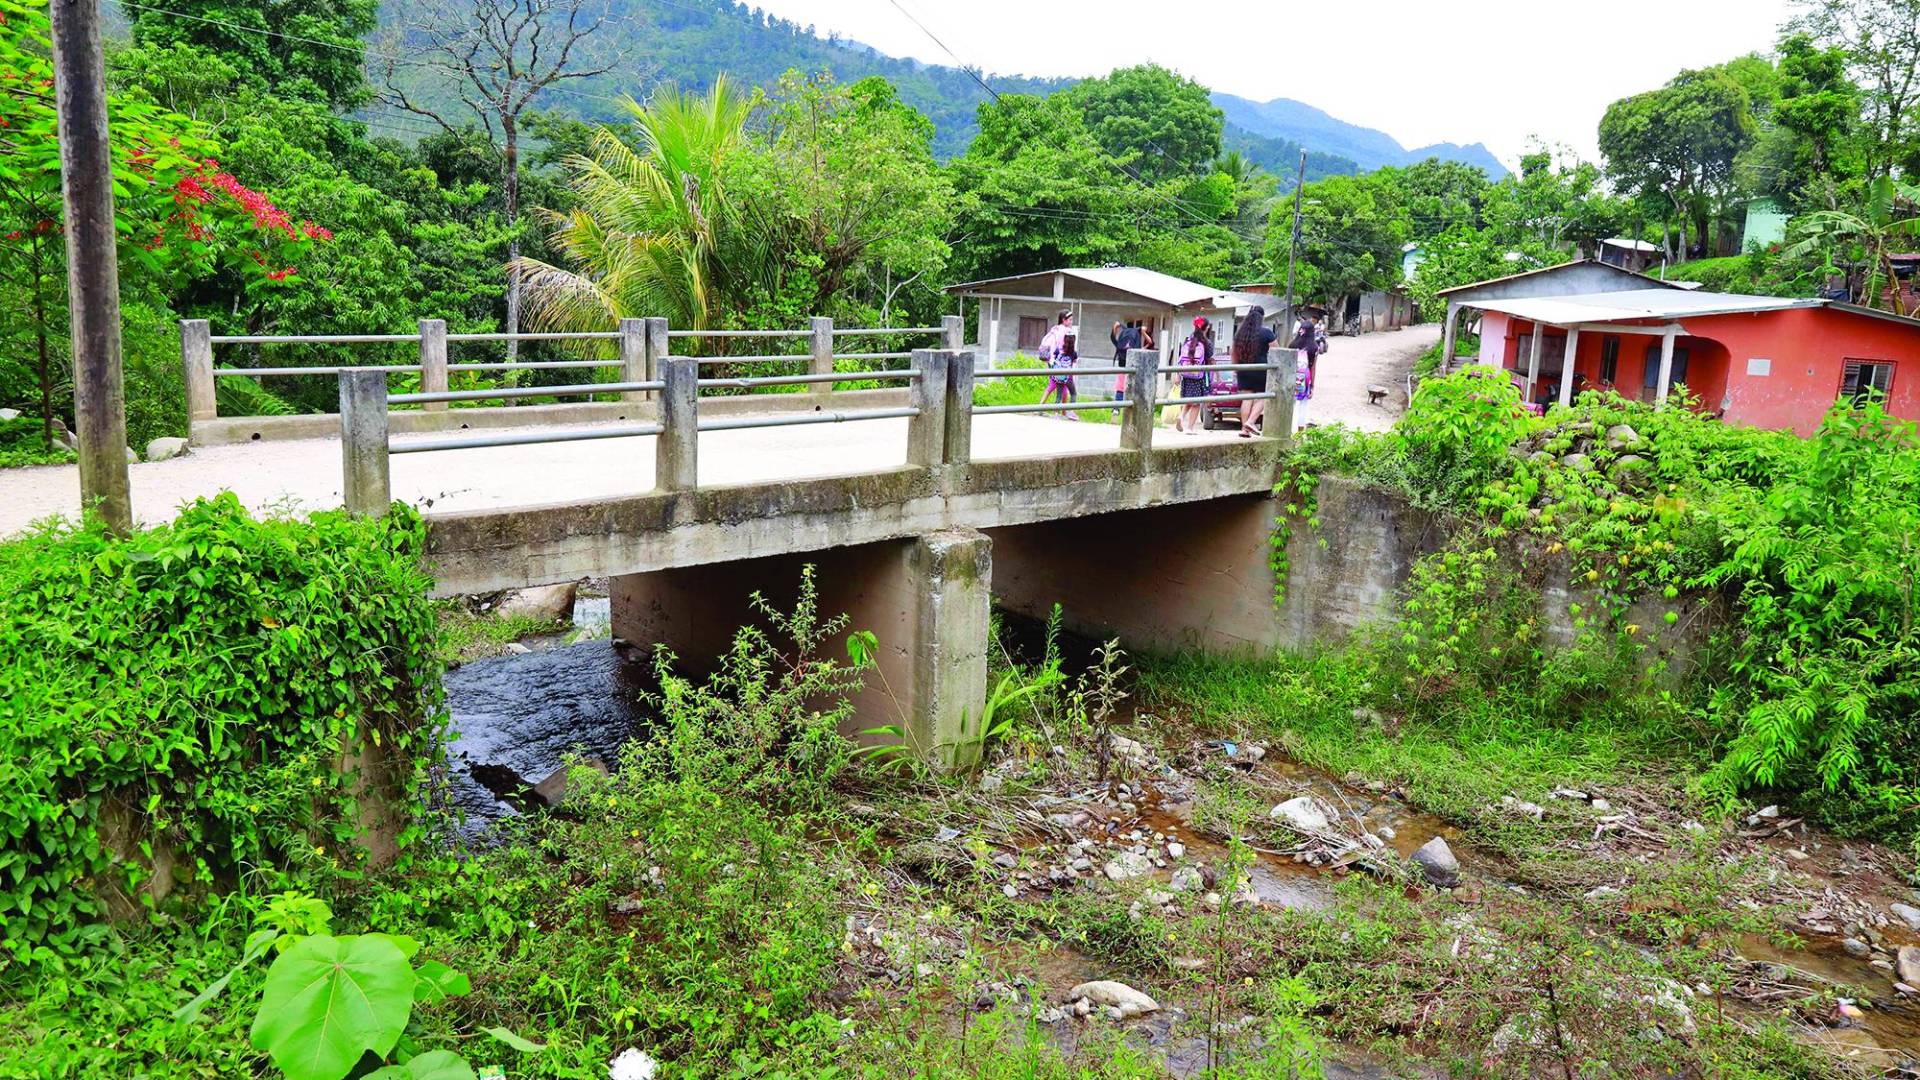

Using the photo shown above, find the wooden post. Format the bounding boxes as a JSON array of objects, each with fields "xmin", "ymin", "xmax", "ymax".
[
  {"xmin": 418, "ymin": 319, "xmax": 447, "ymax": 412},
  {"xmin": 1440, "ymin": 300, "xmax": 1460, "ymax": 374},
  {"xmin": 181, "ymin": 319, "xmax": 215, "ymax": 424},
  {"xmin": 51, "ymin": 0, "xmax": 130, "ymax": 532},
  {"xmin": 1654, "ymin": 327, "xmax": 1677, "ymax": 407},
  {"xmin": 942, "ymin": 314, "xmax": 964, "ymax": 352},
  {"xmin": 1121, "ymin": 343, "xmax": 1159, "ymax": 452},
  {"xmin": 943, "ymin": 350, "xmax": 975, "ymax": 468},
  {"xmin": 618, "ymin": 317, "xmax": 647, "ymax": 403},
  {"xmin": 1559, "ymin": 327, "xmax": 1581, "ymax": 409},
  {"xmin": 1524, "ymin": 322, "xmax": 1545, "ymax": 404},
  {"xmin": 906, "ymin": 349, "xmax": 950, "ymax": 468},
  {"xmin": 338, "ymin": 369, "xmax": 391, "ymax": 518},
  {"xmin": 810, "ymin": 315, "xmax": 834, "ymax": 397},
  {"xmin": 655, "ymin": 356, "xmax": 697, "ymax": 491}
]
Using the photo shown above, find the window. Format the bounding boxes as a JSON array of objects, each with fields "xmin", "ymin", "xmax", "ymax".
[
  {"xmin": 1642, "ymin": 344, "xmax": 1690, "ymax": 388},
  {"xmin": 1841, "ymin": 359, "xmax": 1894, "ymax": 403},
  {"xmin": 1600, "ymin": 337, "xmax": 1620, "ymax": 384}
]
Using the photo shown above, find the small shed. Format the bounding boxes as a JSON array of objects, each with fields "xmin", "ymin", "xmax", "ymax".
[
  {"xmin": 946, "ymin": 266, "xmax": 1287, "ymax": 368},
  {"xmin": 1599, "ymin": 238, "xmax": 1661, "ymax": 274}
]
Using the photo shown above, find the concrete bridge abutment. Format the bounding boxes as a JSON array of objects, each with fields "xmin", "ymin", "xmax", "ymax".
[{"xmin": 609, "ymin": 528, "xmax": 993, "ymax": 769}]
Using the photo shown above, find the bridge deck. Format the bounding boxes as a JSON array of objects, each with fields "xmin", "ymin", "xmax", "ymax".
[{"xmin": 0, "ymin": 415, "xmax": 1246, "ymax": 536}]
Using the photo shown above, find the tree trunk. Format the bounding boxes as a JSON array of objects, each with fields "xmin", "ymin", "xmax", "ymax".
[{"xmin": 503, "ymin": 113, "xmax": 522, "ymax": 366}]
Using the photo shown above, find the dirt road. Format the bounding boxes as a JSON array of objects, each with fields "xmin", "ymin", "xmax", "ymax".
[{"xmin": 1292, "ymin": 323, "xmax": 1440, "ymax": 432}]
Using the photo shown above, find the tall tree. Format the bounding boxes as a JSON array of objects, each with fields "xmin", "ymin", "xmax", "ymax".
[
  {"xmin": 379, "ymin": 0, "xmax": 616, "ymax": 360},
  {"xmin": 1599, "ymin": 69, "xmax": 1755, "ymax": 257},
  {"xmin": 130, "ymin": 0, "xmax": 376, "ymax": 110},
  {"xmin": 1790, "ymin": 0, "xmax": 1920, "ymax": 178},
  {"xmin": 1761, "ymin": 33, "xmax": 1863, "ymax": 208},
  {"xmin": 1060, "ymin": 64, "xmax": 1222, "ymax": 186}
]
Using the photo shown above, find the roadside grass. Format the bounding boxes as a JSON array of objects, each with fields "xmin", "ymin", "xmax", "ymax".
[
  {"xmin": 974, "ymin": 354, "xmax": 1120, "ymax": 424},
  {"xmin": 432, "ymin": 600, "xmax": 566, "ymax": 663}
]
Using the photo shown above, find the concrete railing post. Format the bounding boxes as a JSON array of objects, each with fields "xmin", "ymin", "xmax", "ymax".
[
  {"xmin": 810, "ymin": 315, "xmax": 834, "ymax": 396},
  {"xmin": 645, "ymin": 317, "xmax": 669, "ymax": 384},
  {"xmin": 1267, "ymin": 343, "xmax": 1297, "ymax": 442},
  {"xmin": 655, "ymin": 356, "xmax": 697, "ymax": 491},
  {"xmin": 338, "ymin": 369, "xmax": 391, "ymax": 518},
  {"xmin": 1121, "ymin": 344, "xmax": 1159, "ymax": 452},
  {"xmin": 619, "ymin": 317, "xmax": 648, "ymax": 403},
  {"xmin": 418, "ymin": 319, "xmax": 447, "ymax": 411},
  {"xmin": 942, "ymin": 314, "xmax": 964, "ymax": 352},
  {"xmin": 907, "ymin": 348, "xmax": 951, "ymax": 468},
  {"xmin": 181, "ymin": 318, "xmax": 215, "ymax": 424},
  {"xmin": 943, "ymin": 350, "xmax": 975, "ymax": 467}
]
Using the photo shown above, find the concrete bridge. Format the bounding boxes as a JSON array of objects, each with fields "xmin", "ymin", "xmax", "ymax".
[{"xmin": 14, "ymin": 317, "xmax": 1319, "ymax": 766}]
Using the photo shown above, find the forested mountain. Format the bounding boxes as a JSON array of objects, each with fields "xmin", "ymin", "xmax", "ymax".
[
  {"xmin": 1213, "ymin": 91, "xmax": 1509, "ymax": 178},
  {"xmin": 372, "ymin": 0, "xmax": 1493, "ymax": 177}
]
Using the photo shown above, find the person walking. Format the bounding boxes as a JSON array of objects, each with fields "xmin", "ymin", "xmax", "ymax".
[
  {"xmin": 1290, "ymin": 312, "xmax": 1322, "ymax": 399},
  {"xmin": 1172, "ymin": 316, "xmax": 1211, "ymax": 434},
  {"xmin": 1040, "ymin": 327, "xmax": 1079, "ymax": 417},
  {"xmin": 1111, "ymin": 320, "xmax": 1141, "ymax": 401},
  {"xmin": 1231, "ymin": 306, "xmax": 1276, "ymax": 437}
]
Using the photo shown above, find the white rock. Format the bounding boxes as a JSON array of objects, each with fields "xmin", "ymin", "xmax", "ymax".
[
  {"xmin": 1165, "ymin": 841, "xmax": 1185, "ymax": 859},
  {"xmin": 1890, "ymin": 903, "xmax": 1920, "ymax": 932},
  {"xmin": 0, "ymin": 408, "xmax": 18, "ymax": 421},
  {"xmin": 1243, "ymin": 744, "xmax": 1267, "ymax": 762},
  {"xmin": 1584, "ymin": 885, "xmax": 1621, "ymax": 901},
  {"xmin": 1589, "ymin": 798, "xmax": 1612, "ymax": 812},
  {"xmin": 1362, "ymin": 833, "xmax": 1386, "ymax": 849},
  {"xmin": 1898, "ymin": 946, "xmax": 1920, "ymax": 987},
  {"xmin": 1376, "ymin": 825, "xmax": 1396, "ymax": 841},
  {"xmin": 608, "ymin": 1047, "xmax": 660, "ymax": 1080},
  {"xmin": 1169, "ymin": 867, "xmax": 1204, "ymax": 893},
  {"xmin": 497, "ymin": 581, "xmax": 579, "ymax": 623},
  {"xmin": 504, "ymin": 642, "xmax": 532, "ymax": 655},
  {"xmin": 144, "ymin": 436, "xmax": 190, "ymax": 462},
  {"xmin": 1549, "ymin": 788, "xmax": 1589, "ymax": 801},
  {"xmin": 1746, "ymin": 805, "xmax": 1780, "ymax": 826},
  {"xmin": 1002, "ymin": 884, "xmax": 1019, "ymax": 898},
  {"xmin": 1269, "ymin": 796, "xmax": 1331, "ymax": 833},
  {"xmin": 1103, "ymin": 852, "xmax": 1153, "ymax": 881},
  {"xmin": 1067, "ymin": 980, "xmax": 1159, "ymax": 1020},
  {"xmin": 1108, "ymin": 734, "xmax": 1151, "ymax": 765}
]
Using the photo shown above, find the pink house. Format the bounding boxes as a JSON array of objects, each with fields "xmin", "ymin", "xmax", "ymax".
[{"xmin": 1439, "ymin": 263, "xmax": 1920, "ymax": 435}]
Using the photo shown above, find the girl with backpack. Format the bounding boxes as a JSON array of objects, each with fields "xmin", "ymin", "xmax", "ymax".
[
  {"xmin": 1172, "ymin": 316, "xmax": 1212, "ymax": 434},
  {"xmin": 1040, "ymin": 328, "xmax": 1079, "ymax": 418}
]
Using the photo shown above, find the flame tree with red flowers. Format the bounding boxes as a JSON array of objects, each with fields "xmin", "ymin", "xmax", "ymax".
[{"xmin": 0, "ymin": 0, "xmax": 328, "ymax": 454}]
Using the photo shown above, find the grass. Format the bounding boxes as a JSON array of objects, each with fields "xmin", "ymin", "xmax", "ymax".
[
  {"xmin": 432, "ymin": 600, "xmax": 567, "ymax": 663},
  {"xmin": 974, "ymin": 353, "xmax": 1121, "ymax": 424}
]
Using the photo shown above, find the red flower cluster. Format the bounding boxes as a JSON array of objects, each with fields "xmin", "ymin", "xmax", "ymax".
[{"xmin": 143, "ymin": 159, "xmax": 332, "ymax": 278}]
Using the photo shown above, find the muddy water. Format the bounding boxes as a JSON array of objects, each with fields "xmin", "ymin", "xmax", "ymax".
[{"xmin": 1738, "ymin": 934, "xmax": 1920, "ymax": 1071}]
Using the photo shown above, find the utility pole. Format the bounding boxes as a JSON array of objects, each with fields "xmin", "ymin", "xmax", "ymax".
[
  {"xmin": 1281, "ymin": 150, "xmax": 1307, "ymax": 335},
  {"xmin": 50, "ymin": 0, "xmax": 132, "ymax": 533}
]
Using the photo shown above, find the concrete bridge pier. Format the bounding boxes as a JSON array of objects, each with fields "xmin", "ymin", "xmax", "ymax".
[{"xmin": 609, "ymin": 528, "xmax": 993, "ymax": 769}]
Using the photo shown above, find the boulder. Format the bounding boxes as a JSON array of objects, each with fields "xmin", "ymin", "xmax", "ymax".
[
  {"xmin": 1103, "ymin": 852, "xmax": 1154, "ymax": 882},
  {"xmin": 1067, "ymin": 980, "xmax": 1159, "ymax": 1020},
  {"xmin": 1898, "ymin": 945, "xmax": 1920, "ymax": 987},
  {"xmin": 1269, "ymin": 795, "xmax": 1331, "ymax": 833},
  {"xmin": 1843, "ymin": 938, "xmax": 1872, "ymax": 959},
  {"xmin": 1890, "ymin": 902, "xmax": 1920, "ymax": 932},
  {"xmin": 1559, "ymin": 452, "xmax": 1593, "ymax": 473},
  {"xmin": 529, "ymin": 757, "xmax": 609, "ymax": 808},
  {"xmin": 497, "ymin": 581, "xmax": 578, "ymax": 623},
  {"xmin": 125, "ymin": 446, "xmax": 139, "ymax": 463},
  {"xmin": 1411, "ymin": 836, "xmax": 1459, "ymax": 887},
  {"xmin": 1609, "ymin": 454, "xmax": 1650, "ymax": 485},
  {"xmin": 1108, "ymin": 734, "xmax": 1151, "ymax": 766},
  {"xmin": 1169, "ymin": 866, "xmax": 1204, "ymax": 893},
  {"xmin": 1606, "ymin": 423, "xmax": 1642, "ymax": 449},
  {"xmin": 145, "ymin": 436, "xmax": 190, "ymax": 462}
]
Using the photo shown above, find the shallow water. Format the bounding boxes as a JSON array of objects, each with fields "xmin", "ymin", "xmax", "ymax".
[{"xmin": 441, "ymin": 638, "xmax": 650, "ymax": 839}]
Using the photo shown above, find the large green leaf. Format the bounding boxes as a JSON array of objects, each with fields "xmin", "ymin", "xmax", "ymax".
[
  {"xmin": 365, "ymin": 1050, "xmax": 477, "ymax": 1080},
  {"xmin": 249, "ymin": 933, "xmax": 418, "ymax": 1080}
]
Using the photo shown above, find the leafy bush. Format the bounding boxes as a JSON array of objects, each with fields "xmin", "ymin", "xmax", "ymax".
[
  {"xmin": 0, "ymin": 414, "xmax": 73, "ymax": 468},
  {"xmin": 0, "ymin": 495, "xmax": 443, "ymax": 962}
]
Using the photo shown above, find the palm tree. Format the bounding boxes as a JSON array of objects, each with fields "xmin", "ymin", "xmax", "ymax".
[
  {"xmin": 1785, "ymin": 176, "xmax": 1920, "ymax": 314},
  {"xmin": 515, "ymin": 77, "xmax": 760, "ymax": 334}
]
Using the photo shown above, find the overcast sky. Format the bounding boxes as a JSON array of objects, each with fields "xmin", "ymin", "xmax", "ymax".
[{"xmin": 745, "ymin": 0, "xmax": 1801, "ymax": 167}]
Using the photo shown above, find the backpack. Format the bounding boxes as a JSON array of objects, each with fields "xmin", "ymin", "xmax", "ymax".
[{"xmin": 1177, "ymin": 336, "xmax": 1207, "ymax": 369}]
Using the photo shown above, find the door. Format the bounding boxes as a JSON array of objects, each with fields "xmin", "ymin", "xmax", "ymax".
[{"xmin": 1017, "ymin": 316, "xmax": 1047, "ymax": 351}]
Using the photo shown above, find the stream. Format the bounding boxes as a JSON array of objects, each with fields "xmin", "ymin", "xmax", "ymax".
[{"xmin": 440, "ymin": 601, "xmax": 1920, "ymax": 1073}]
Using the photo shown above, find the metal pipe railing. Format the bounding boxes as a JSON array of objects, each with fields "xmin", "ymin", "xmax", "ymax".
[
  {"xmin": 209, "ymin": 333, "xmax": 420, "ymax": 344},
  {"xmin": 443, "ymin": 331, "xmax": 619, "ymax": 342},
  {"xmin": 674, "ymin": 353, "xmax": 810, "ymax": 364},
  {"xmin": 390, "ymin": 423, "xmax": 663, "ymax": 454},
  {"xmin": 696, "ymin": 407, "xmax": 920, "ymax": 432},
  {"xmin": 972, "ymin": 366, "xmax": 1131, "ymax": 378},
  {"xmin": 696, "ymin": 370, "xmax": 917, "ymax": 389},
  {"xmin": 666, "ymin": 328, "xmax": 809, "ymax": 339},
  {"xmin": 833, "ymin": 326, "xmax": 943, "ymax": 336},
  {"xmin": 214, "ymin": 364, "xmax": 421, "ymax": 377},
  {"xmin": 1160, "ymin": 392, "xmax": 1277, "ymax": 406},
  {"xmin": 1165, "ymin": 363, "xmax": 1273, "ymax": 373},
  {"xmin": 447, "ymin": 360, "xmax": 619, "ymax": 372},
  {"xmin": 390, "ymin": 380, "xmax": 663, "ymax": 405},
  {"xmin": 834, "ymin": 351, "xmax": 913, "ymax": 360},
  {"xmin": 974, "ymin": 399, "xmax": 1133, "ymax": 415}
]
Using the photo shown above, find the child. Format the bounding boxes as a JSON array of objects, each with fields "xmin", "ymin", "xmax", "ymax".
[
  {"xmin": 1040, "ymin": 331, "xmax": 1079, "ymax": 418},
  {"xmin": 1172, "ymin": 316, "xmax": 1211, "ymax": 433}
]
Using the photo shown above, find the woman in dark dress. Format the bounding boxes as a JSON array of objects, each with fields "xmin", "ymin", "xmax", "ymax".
[{"xmin": 1231, "ymin": 306, "xmax": 1276, "ymax": 437}]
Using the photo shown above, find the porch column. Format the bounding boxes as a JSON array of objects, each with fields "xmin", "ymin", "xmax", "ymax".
[
  {"xmin": 1440, "ymin": 300, "xmax": 1461, "ymax": 373},
  {"xmin": 1654, "ymin": 327, "xmax": 1678, "ymax": 407},
  {"xmin": 1559, "ymin": 327, "xmax": 1581, "ymax": 408},
  {"xmin": 985, "ymin": 298, "xmax": 1001, "ymax": 370},
  {"xmin": 1524, "ymin": 321, "xmax": 1545, "ymax": 402}
]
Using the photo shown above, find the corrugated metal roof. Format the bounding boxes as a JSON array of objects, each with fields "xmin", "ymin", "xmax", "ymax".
[
  {"xmin": 1602, "ymin": 237, "xmax": 1660, "ymax": 252},
  {"xmin": 1467, "ymin": 288, "xmax": 1825, "ymax": 325},
  {"xmin": 1435, "ymin": 259, "xmax": 1680, "ymax": 296},
  {"xmin": 945, "ymin": 266, "xmax": 1223, "ymax": 308}
]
